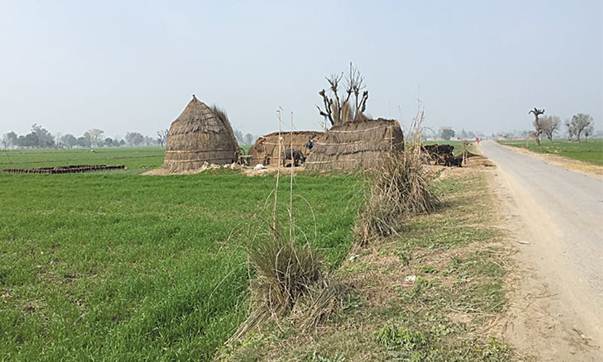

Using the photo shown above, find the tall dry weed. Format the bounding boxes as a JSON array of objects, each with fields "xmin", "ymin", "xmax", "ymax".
[
  {"xmin": 355, "ymin": 111, "xmax": 439, "ymax": 244},
  {"xmin": 232, "ymin": 112, "xmax": 343, "ymax": 341}
]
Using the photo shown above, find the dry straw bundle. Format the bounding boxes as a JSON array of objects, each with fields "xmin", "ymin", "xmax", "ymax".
[
  {"xmin": 232, "ymin": 114, "xmax": 346, "ymax": 342},
  {"xmin": 355, "ymin": 112, "xmax": 439, "ymax": 244},
  {"xmin": 163, "ymin": 96, "xmax": 239, "ymax": 172},
  {"xmin": 305, "ymin": 118, "xmax": 404, "ymax": 172}
]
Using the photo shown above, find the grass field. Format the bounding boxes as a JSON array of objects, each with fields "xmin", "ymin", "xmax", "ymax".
[
  {"xmin": 0, "ymin": 147, "xmax": 165, "ymax": 172},
  {"xmin": 0, "ymin": 148, "xmax": 363, "ymax": 360},
  {"xmin": 498, "ymin": 139, "xmax": 603, "ymax": 166}
]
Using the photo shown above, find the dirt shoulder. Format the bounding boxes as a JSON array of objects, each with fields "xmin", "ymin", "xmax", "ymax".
[
  {"xmin": 498, "ymin": 142, "xmax": 603, "ymax": 179},
  {"xmin": 221, "ymin": 162, "xmax": 516, "ymax": 361}
]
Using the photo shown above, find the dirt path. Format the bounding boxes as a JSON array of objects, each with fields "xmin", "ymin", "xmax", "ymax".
[{"xmin": 481, "ymin": 140, "xmax": 603, "ymax": 360}]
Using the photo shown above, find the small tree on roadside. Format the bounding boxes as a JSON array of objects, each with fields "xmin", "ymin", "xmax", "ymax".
[
  {"xmin": 529, "ymin": 108, "xmax": 546, "ymax": 145},
  {"xmin": 566, "ymin": 113, "xmax": 594, "ymax": 142},
  {"xmin": 317, "ymin": 62, "xmax": 369, "ymax": 127},
  {"xmin": 540, "ymin": 115, "xmax": 560, "ymax": 141}
]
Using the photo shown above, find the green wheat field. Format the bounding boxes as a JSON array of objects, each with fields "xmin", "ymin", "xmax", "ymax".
[
  {"xmin": 0, "ymin": 148, "xmax": 362, "ymax": 360},
  {"xmin": 499, "ymin": 139, "xmax": 603, "ymax": 166}
]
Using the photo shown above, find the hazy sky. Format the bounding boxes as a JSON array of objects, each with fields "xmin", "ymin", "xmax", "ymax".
[{"xmin": 1, "ymin": 0, "xmax": 601, "ymax": 138}]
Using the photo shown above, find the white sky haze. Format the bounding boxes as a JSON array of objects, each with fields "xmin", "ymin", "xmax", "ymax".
[{"xmin": 0, "ymin": 0, "xmax": 601, "ymax": 137}]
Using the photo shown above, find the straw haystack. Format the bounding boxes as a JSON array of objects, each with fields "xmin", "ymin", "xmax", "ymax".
[
  {"xmin": 249, "ymin": 131, "xmax": 323, "ymax": 166},
  {"xmin": 305, "ymin": 119, "xmax": 403, "ymax": 172},
  {"xmin": 163, "ymin": 96, "xmax": 239, "ymax": 172}
]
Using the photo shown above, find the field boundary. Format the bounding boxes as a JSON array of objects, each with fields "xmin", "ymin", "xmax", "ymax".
[
  {"xmin": 497, "ymin": 141, "xmax": 603, "ymax": 178},
  {"xmin": 221, "ymin": 166, "xmax": 515, "ymax": 360}
]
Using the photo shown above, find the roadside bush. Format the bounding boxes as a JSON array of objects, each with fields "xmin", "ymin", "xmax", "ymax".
[
  {"xmin": 355, "ymin": 116, "xmax": 439, "ymax": 244},
  {"xmin": 247, "ymin": 222, "xmax": 323, "ymax": 316}
]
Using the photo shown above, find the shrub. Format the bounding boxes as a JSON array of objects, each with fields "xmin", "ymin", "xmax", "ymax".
[
  {"xmin": 246, "ymin": 223, "xmax": 323, "ymax": 316},
  {"xmin": 355, "ymin": 116, "xmax": 439, "ymax": 244}
]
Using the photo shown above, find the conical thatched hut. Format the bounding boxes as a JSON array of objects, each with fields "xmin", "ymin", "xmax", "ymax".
[
  {"xmin": 163, "ymin": 96, "xmax": 239, "ymax": 172},
  {"xmin": 249, "ymin": 131, "xmax": 323, "ymax": 166},
  {"xmin": 305, "ymin": 119, "xmax": 403, "ymax": 172}
]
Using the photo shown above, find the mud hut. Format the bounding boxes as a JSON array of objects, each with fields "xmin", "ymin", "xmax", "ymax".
[
  {"xmin": 249, "ymin": 131, "xmax": 323, "ymax": 166},
  {"xmin": 305, "ymin": 119, "xmax": 403, "ymax": 172},
  {"xmin": 163, "ymin": 96, "xmax": 239, "ymax": 172}
]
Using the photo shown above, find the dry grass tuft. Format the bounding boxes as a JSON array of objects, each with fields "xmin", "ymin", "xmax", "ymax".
[
  {"xmin": 246, "ymin": 223, "xmax": 323, "ymax": 317},
  {"xmin": 355, "ymin": 113, "xmax": 439, "ymax": 244},
  {"xmin": 291, "ymin": 278, "xmax": 350, "ymax": 331},
  {"xmin": 232, "ymin": 113, "xmax": 343, "ymax": 341}
]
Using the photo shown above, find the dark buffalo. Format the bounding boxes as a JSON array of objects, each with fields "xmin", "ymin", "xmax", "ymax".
[
  {"xmin": 282, "ymin": 148, "xmax": 305, "ymax": 167},
  {"xmin": 444, "ymin": 154, "xmax": 463, "ymax": 167},
  {"xmin": 422, "ymin": 144, "xmax": 455, "ymax": 165}
]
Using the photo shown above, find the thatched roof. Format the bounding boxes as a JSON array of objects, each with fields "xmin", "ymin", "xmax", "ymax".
[
  {"xmin": 249, "ymin": 130, "xmax": 323, "ymax": 166},
  {"xmin": 163, "ymin": 96, "xmax": 239, "ymax": 172},
  {"xmin": 305, "ymin": 119, "xmax": 403, "ymax": 172}
]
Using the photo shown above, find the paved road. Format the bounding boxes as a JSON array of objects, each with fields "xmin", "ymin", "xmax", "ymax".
[{"xmin": 481, "ymin": 141, "xmax": 603, "ymax": 353}]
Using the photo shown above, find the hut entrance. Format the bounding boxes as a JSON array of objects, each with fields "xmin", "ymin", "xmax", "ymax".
[{"xmin": 249, "ymin": 131, "xmax": 323, "ymax": 167}]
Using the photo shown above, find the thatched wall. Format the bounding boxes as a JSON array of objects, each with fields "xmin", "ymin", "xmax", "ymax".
[
  {"xmin": 249, "ymin": 131, "xmax": 323, "ymax": 166},
  {"xmin": 163, "ymin": 96, "xmax": 239, "ymax": 172},
  {"xmin": 305, "ymin": 119, "xmax": 404, "ymax": 172}
]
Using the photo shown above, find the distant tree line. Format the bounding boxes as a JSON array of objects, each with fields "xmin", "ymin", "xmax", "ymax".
[
  {"xmin": 1, "ymin": 124, "xmax": 259, "ymax": 149},
  {"xmin": 1, "ymin": 124, "xmax": 161, "ymax": 149},
  {"xmin": 435, "ymin": 128, "xmax": 482, "ymax": 141}
]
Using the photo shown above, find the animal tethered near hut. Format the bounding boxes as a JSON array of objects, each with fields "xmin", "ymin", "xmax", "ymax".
[
  {"xmin": 281, "ymin": 148, "xmax": 306, "ymax": 167},
  {"xmin": 249, "ymin": 131, "xmax": 322, "ymax": 167}
]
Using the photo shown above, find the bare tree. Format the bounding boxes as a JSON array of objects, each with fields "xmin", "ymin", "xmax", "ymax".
[
  {"xmin": 234, "ymin": 129, "xmax": 244, "ymax": 144},
  {"xmin": 84, "ymin": 129, "xmax": 104, "ymax": 148},
  {"xmin": 317, "ymin": 62, "xmax": 369, "ymax": 127},
  {"xmin": 157, "ymin": 129, "xmax": 169, "ymax": 148},
  {"xmin": 566, "ymin": 113, "xmax": 594, "ymax": 142},
  {"xmin": 529, "ymin": 107, "xmax": 546, "ymax": 145},
  {"xmin": 540, "ymin": 115, "xmax": 560, "ymax": 141}
]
